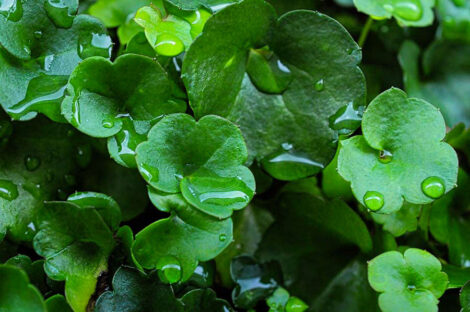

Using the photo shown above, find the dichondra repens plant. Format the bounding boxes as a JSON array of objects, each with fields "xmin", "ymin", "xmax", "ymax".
[{"xmin": 0, "ymin": 0, "xmax": 469, "ymax": 311}]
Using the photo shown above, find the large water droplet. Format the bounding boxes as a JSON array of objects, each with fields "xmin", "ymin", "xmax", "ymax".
[
  {"xmin": 111, "ymin": 119, "xmax": 145, "ymax": 168},
  {"xmin": 6, "ymin": 74, "xmax": 68, "ymax": 121},
  {"xmin": 184, "ymin": 8, "xmax": 211, "ymax": 38},
  {"xmin": 378, "ymin": 150, "xmax": 393, "ymax": 164},
  {"xmin": 314, "ymin": 79, "xmax": 325, "ymax": 91},
  {"xmin": 78, "ymin": 32, "xmax": 113, "ymax": 59},
  {"xmin": 102, "ymin": 118, "xmax": 115, "ymax": 129},
  {"xmin": 0, "ymin": 0, "xmax": 23, "ymax": 22},
  {"xmin": 363, "ymin": 191, "xmax": 384, "ymax": 211},
  {"xmin": 383, "ymin": 0, "xmax": 423, "ymax": 21},
  {"xmin": 44, "ymin": 0, "xmax": 76, "ymax": 28},
  {"xmin": 246, "ymin": 50, "xmax": 292, "ymax": 94},
  {"xmin": 154, "ymin": 33, "xmax": 184, "ymax": 57},
  {"xmin": 219, "ymin": 233, "xmax": 227, "ymax": 242},
  {"xmin": 138, "ymin": 162, "xmax": 159, "ymax": 185},
  {"xmin": 421, "ymin": 176, "xmax": 445, "ymax": 199},
  {"xmin": 329, "ymin": 101, "xmax": 363, "ymax": 134},
  {"xmin": 157, "ymin": 256, "xmax": 182, "ymax": 284},
  {"xmin": 0, "ymin": 179, "xmax": 18, "ymax": 201},
  {"xmin": 24, "ymin": 155, "xmax": 40, "ymax": 171}
]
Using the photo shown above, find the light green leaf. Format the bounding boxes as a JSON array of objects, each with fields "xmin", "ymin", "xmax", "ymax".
[
  {"xmin": 182, "ymin": 0, "xmax": 366, "ymax": 181},
  {"xmin": 436, "ymin": 0, "xmax": 470, "ymax": 42},
  {"xmin": 353, "ymin": 0, "xmax": 435, "ymax": 27},
  {"xmin": 371, "ymin": 203, "xmax": 421, "ymax": 237},
  {"xmin": 368, "ymin": 248, "xmax": 448, "ymax": 312},
  {"xmin": 45, "ymin": 295, "xmax": 73, "ymax": 312},
  {"xmin": 0, "ymin": 0, "xmax": 112, "ymax": 121},
  {"xmin": 136, "ymin": 113, "xmax": 255, "ymax": 219},
  {"xmin": 338, "ymin": 88, "xmax": 458, "ymax": 214},
  {"xmin": 33, "ymin": 201, "xmax": 116, "ymax": 312}
]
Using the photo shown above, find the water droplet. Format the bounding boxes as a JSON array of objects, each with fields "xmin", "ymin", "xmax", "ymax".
[
  {"xmin": 407, "ymin": 284, "xmax": 416, "ymax": 291},
  {"xmin": 23, "ymin": 182, "xmax": 42, "ymax": 199},
  {"xmin": 378, "ymin": 150, "xmax": 393, "ymax": 164},
  {"xmin": 219, "ymin": 234, "xmax": 227, "ymax": 242},
  {"xmin": 41, "ymin": 55, "xmax": 55, "ymax": 71},
  {"xmin": 261, "ymin": 149, "xmax": 324, "ymax": 180},
  {"xmin": 154, "ymin": 33, "xmax": 184, "ymax": 57},
  {"xmin": 78, "ymin": 32, "xmax": 113, "ymax": 59},
  {"xmin": 0, "ymin": 0, "xmax": 23, "ymax": 22},
  {"xmin": 224, "ymin": 55, "xmax": 236, "ymax": 69},
  {"xmin": 383, "ymin": 0, "xmax": 423, "ymax": 21},
  {"xmin": 329, "ymin": 101, "xmax": 363, "ymax": 134},
  {"xmin": 34, "ymin": 30, "xmax": 43, "ymax": 39},
  {"xmin": 24, "ymin": 155, "xmax": 40, "ymax": 171},
  {"xmin": 363, "ymin": 191, "xmax": 384, "ymax": 211},
  {"xmin": 44, "ymin": 0, "xmax": 76, "ymax": 28},
  {"xmin": 282, "ymin": 142, "xmax": 293, "ymax": 151},
  {"xmin": 64, "ymin": 174, "xmax": 75, "ymax": 186},
  {"xmin": 138, "ymin": 162, "xmax": 159, "ymax": 184},
  {"xmin": 314, "ymin": 79, "xmax": 325, "ymax": 91},
  {"xmin": 157, "ymin": 256, "xmax": 182, "ymax": 284},
  {"xmin": 0, "ymin": 179, "xmax": 18, "ymax": 201},
  {"xmin": 184, "ymin": 8, "xmax": 211, "ymax": 38},
  {"xmin": 277, "ymin": 59, "xmax": 291, "ymax": 74},
  {"xmin": 246, "ymin": 50, "xmax": 292, "ymax": 94},
  {"xmin": 66, "ymin": 129, "xmax": 74, "ymax": 137},
  {"xmin": 102, "ymin": 119, "xmax": 114, "ymax": 129},
  {"xmin": 421, "ymin": 176, "xmax": 445, "ymax": 199}
]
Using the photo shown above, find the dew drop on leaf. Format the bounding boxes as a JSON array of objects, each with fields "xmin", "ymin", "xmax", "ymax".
[
  {"xmin": 383, "ymin": 0, "xmax": 423, "ymax": 21},
  {"xmin": 219, "ymin": 234, "xmax": 227, "ymax": 242},
  {"xmin": 102, "ymin": 119, "xmax": 115, "ymax": 129},
  {"xmin": 0, "ymin": 179, "xmax": 18, "ymax": 201},
  {"xmin": 44, "ymin": 0, "xmax": 75, "ymax": 28},
  {"xmin": 78, "ymin": 32, "xmax": 113, "ymax": 59},
  {"xmin": 363, "ymin": 191, "xmax": 384, "ymax": 211},
  {"xmin": 24, "ymin": 155, "xmax": 40, "ymax": 171},
  {"xmin": 314, "ymin": 79, "xmax": 325, "ymax": 91},
  {"xmin": 0, "ymin": 0, "xmax": 23, "ymax": 22},
  {"xmin": 138, "ymin": 162, "xmax": 160, "ymax": 185},
  {"xmin": 154, "ymin": 33, "xmax": 185, "ymax": 57},
  {"xmin": 328, "ymin": 101, "xmax": 363, "ymax": 134},
  {"xmin": 421, "ymin": 176, "xmax": 445, "ymax": 199},
  {"xmin": 157, "ymin": 256, "xmax": 182, "ymax": 284},
  {"xmin": 34, "ymin": 30, "xmax": 43, "ymax": 39},
  {"xmin": 23, "ymin": 182, "xmax": 42, "ymax": 199},
  {"xmin": 378, "ymin": 150, "xmax": 393, "ymax": 164}
]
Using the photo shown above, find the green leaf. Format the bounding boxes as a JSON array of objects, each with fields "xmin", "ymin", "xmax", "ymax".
[
  {"xmin": 180, "ymin": 288, "xmax": 234, "ymax": 311},
  {"xmin": 136, "ymin": 113, "xmax": 255, "ymax": 219},
  {"xmin": 132, "ymin": 192, "xmax": 233, "ymax": 282},
  {"xmin": 0, "ymin": 264, "xmax": 46, "ymax": 312},
  {"xmin": 338, "ymin": 88, "xmax": 458, "ymax": 214},
  {"xmin": 5, "ymin": 254, "xmax": 48, "ymax": 295},
  {"xmin": 61, "ymin": 53, "xmax": 185, "ymax": 139},
  {"xmin": 436, "ymin": 0, "xmax": 470, "ymax": 42},
  {"xmin": 33, "ymin": 200, "xmax": 116, "ymax": 312},
  {"xmin": 371, "ymin": 203, "xmax": 421, "ymax": 237},
  {"xmin": 89, "ymin": 0, "xmax": 151, "ymax": 44},
  {"xmin": 182, "ymin": 0, "xmax": 366, "ymax": 181},
  {"xmin": 442, "ymin": 264, "xmax": 470, "ymax": 289},
  {"xmin": 45, "ymin": 295, "xmax": 73, "ymax": 312},
  {"xmin": 0, "ymin": 117, "xmax": 86, "ymax": 242},
  {"xmin": 95, "ymin": 266, "xmax": 184, "ymax": 312},
  {"xmin": 461, "ymin": 281, "xmax": 470, "ymax": 312},
  {"xmin": 165, "ymin": 0, "xmax": 239, "ymax": 11},
  {"xmin": 353, "ymin": 0, "xmax": 435, "ymax": 27},
  {"xmin": 0, "ymin": 0, "xmax": 112, "ymax": 121},
  {"xmin": 399, "ymin": 40, "xmax": 470, "ymax": 127},
  {"xmin": 429, "ymin": 170, "xmax": 470, "ymax": 267},
  {"xmin": 368, "ymin": 248, "xmax": 448, "ymax": 312}
]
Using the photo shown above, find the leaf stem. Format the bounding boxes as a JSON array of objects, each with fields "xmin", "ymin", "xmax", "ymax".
[{"xmin": 358, "ymin": 17, "xmax": 373, "ymax": 48}]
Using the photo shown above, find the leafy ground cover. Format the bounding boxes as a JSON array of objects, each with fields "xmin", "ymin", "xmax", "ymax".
[{"xmin": 0, "ymin": 0, "xmax": 469, "ymax": 311}]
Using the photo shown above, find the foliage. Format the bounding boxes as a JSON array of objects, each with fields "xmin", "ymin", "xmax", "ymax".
[{"xmin": 0, "ymin": 0, "xmax": 468, "ymax": 311}]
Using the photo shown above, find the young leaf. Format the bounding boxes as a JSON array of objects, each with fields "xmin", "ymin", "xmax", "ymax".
[
  {"xmin": 95, "ymin": 266, "xmax": 184, "ymax": 312},
  {"xmin": 399, "ymin": 40, "xmax": 470, "ymax": 127},
  {"xmin": 182, "ymin": 0, "xmax": 366, "ymax": 181},
  {"xmin": 353, "ymin": 0, "xmax": 435, "ymax": 27},
  {"xmin": 368, "ymin": 248, "xmax": 448, "ymax": 312},
  {"xmin": 132, "ymin": 192, "xmax": 233, "ymax": 283},
  {"xmin": 33, "ymin": 200, "xmax": 117, "ymax": 312},
  {"xmin": 0, "ymin": 264, "xmax": 46, "ymax": 312},
  {"xmin": 61, "ymin": 53, "xmax": 185, "ymax": 139},
  {"xmin": 0, "ymin": 0, "xmax": 112, "ymax": 121},
  {"xmin": 89, "ymin": 0, "xmax": 151, "ymax": 44},
  {"xmin": 338, "ymin": 88, "xmax": 458, "ymax": 214},
  {"xmin": 136, "ymin": 113, "xmax": 255, "ymax": 218}
]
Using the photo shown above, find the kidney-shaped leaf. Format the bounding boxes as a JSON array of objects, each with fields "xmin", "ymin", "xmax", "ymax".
[
  {"xmin": 0, "ymin": 0, "xmax": 112, "ymax": 121},
  {"xmin": 33, "ymin": 200, "xmax": 116, "ymax": 312},
  {"xmin": 136, "ymin": 113, "xmax": 255, "ymax": 219},
  {"xmin": 132, "ymin": 192, "xmax": 233, "ymax": 283},
  {"xmin": 368, "ymin": 248, "xmax": 448, "ymax": 312},
  {"xmin": 338, "ymin": 88, "xmax": 458, "ymax": 214},
  {"xmin": 182, "ymin": 0, "xmax": 366, "ymax": 181}
]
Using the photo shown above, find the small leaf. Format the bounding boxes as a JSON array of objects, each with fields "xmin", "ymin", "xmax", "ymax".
[
  {"xmin": 338, "ymin": 88, "xmax": 458, "ymax": 214},
  {"xmin": 368, "ymin": 248, "xmax": 448, "ymax": 312},
  {"xmin": 45, "ymin": 295, "xmax": 73, "ymax": 312},
  {"xmin": 0, "ymin": 264, "xmax": 46, "ymax": 312},
  {"xmin": 353, "ymin": 0, "xmax": 435, "ymax": 27},
  {"xmin": 136, "ymin": 113, "xmax": 255, "ymax": 218}
]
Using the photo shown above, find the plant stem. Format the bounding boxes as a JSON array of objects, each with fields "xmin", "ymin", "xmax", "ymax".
[{"xmin": 358, "ymin": 17, "xmax": 373, "ymax": 48}]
